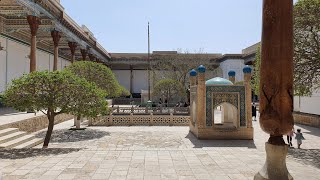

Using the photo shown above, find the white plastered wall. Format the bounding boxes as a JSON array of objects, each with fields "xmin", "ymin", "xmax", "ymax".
[
  {"xmin": 0, "ymin": 35, "xmax": 70, "ymax": 93},
  {"xmin": 112, "ymin": 70, "xmax": 130, "ymax": 92},
  {"xmin": 220, "ymin": 59, "xmax": 245, "ymax": 82},
  {"xmin": 133, "ymin": 70, "xmax": 148, "ymax": 93},
  {"xmin": 294, "ymin": 90, "xmax": 320, "ymax": 115},
  {"xmin": 0, "ymin": 36, "xmax": 7, "ymax": 92}
]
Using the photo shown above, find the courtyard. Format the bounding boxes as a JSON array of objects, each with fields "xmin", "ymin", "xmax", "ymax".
[{"xmin": 0, "ymin": 118, "xmax": 319, "ymax": 180}]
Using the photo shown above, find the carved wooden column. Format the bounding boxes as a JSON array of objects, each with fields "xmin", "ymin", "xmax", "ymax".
[
  {"xmin": 197, "ymin": 65, "xmax": 206, "ymax": 130},
  {"xmin": 243, "ymin": 66, "xmax": 252, "ymax": 128},
  {"xmin": 130, "ymin": 65, "xmax": 133, "ymax": 94},
  {"xmin": 51, "ymin": 30, "xmax": 61, "ymax": 71},
  {"xmin": 27, "ymin": 15, "xmax": 41, "ymax": 72},
  {"xmin": 189, "ymin": 69, "xmax": 197, "ymax": 127},
  {"xmin": 68, "ymin": 42, "xmax": 77, "ymax": 63},
  {"xmin": 228, "ymin": 71, "xmax": 236, "ymax": 84},
  {"xmin": 255, "ymin": 0, "xmax": 294, "ymax": 179},
  {"xmin": 88, "ymin": 53, "xmax": 95, "ymax": 61},
  {"xmin": 80, "ymin": 49, "xmax": 87, "ymax": 60}
]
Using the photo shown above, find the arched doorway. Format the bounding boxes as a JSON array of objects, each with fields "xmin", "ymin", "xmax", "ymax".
[{"xmin": 214, "ymin": 102, "xmax": 238, "ymax": 128}]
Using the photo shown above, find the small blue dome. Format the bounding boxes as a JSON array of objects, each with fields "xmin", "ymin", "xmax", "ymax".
[
  {"xmin": 189, "ymin": 69, "xmax": 197, "ymax": 77},
  {"xmin": 198, "ymin": 65, "xmax": 206, "ymax": 73},
  {"xmin": 228, "ymin": 71, "xmax": 236, "ymax": 77},
  {"xmin": 206, "ymin": 77, "xmax": 234, "ymax": 86},
  {"xmin": 243, "ymin": 66, "xmax": 252, "ymax": 73}
]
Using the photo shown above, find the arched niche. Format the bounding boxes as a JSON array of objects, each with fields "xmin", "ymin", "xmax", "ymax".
[{"xmin": 213, "ymin": 102, "xmax": 238, "ymax": 129}]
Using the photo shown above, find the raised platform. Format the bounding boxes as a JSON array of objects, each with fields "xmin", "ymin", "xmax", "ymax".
[
  {"xmin": 293, "ymin": 112, "xmax": 320, "ymax": 128},
  {"xmin": 0, "ymin": 108, "xmax": 74, "ymax": 133}
]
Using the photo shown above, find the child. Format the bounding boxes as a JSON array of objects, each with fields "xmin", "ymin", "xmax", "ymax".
[
  {"xmin": 286, "ymin": 128, "xmax": 294, "ymax": 147},
  {"xmin": 295, "ymin": 129, "xmax": 305, "ymax": 149}
]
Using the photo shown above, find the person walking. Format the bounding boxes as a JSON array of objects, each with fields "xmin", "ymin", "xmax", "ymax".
[
  {"xmin": 286, "ymin": 128, "xmax": 294, "ymax": 147},
  {"xmin": 252, "ymin": 102, "xmax": 257, "ymax": 121},
  {"xmin": 295, "ymin": 129, "xmax": 306, "ymax": 149}
]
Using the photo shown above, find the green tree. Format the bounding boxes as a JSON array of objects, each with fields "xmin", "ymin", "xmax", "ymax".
[
  {"xmin": 294, "ymin": 0, "xmax": 320, "ymax": 95},
  {"xmin": 117, "ymin": 85, "xmax": 131, "ymax": 97},
  {"xmin": 3, "ymin": 71, "xmax": 108, "ymax": 148},
  {"xmin": 153, "ymin": 79, "xmax": 186, "ymax": 104},
  {"xmin": 151, "ymin": 50, "xmax": 220, "ymax": 89},
  {"xmin": 252, "ymin": 45, "xmax": 261, "ymax": 95},
  {"xmin": 65, "ymin": 61, "xmax": 121, "ymax": 98}
]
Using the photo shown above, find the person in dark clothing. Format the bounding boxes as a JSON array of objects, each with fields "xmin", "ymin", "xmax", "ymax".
[{"xmin": 252, "ymin": 102, "xmax": 257, "ymax": 121}]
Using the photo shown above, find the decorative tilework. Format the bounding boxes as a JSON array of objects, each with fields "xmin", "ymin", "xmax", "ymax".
[{"xmin": 206, "ymin": 86, "xmax": 246, "ymax": 127}]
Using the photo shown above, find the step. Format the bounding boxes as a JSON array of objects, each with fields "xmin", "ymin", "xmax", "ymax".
[
  {"xmin": 0, "ymin": 128, "xmax": 19, "ymax": 137},
  {"xmin": 0, "ymin": 131, "xmax": 27, "ymax": 144},
  {"xmin": 0, "ymin": 135, "xmax": 35, "ymax": 149},
  {"xmin": 14, "ymin": 138, "xmax": 44, "ymax": 149}
]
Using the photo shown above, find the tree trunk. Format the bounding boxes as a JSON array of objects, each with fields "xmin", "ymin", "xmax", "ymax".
[
  {"xmin": 43, "ymin": 114, "xmax": 55, "ymax": 148},
  {"xmin": 76, "ymin": 115, "xmax": 81, "ymax": 129}
]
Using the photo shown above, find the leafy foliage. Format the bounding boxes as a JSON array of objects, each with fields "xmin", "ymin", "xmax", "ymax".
[
  {"xmin": 252, "ymin": 45, "xmax": 261, "ymax": 95},
  {"xmin": 65, "ymin": 61, "xmax": 122, "ymax": 98},
  {"xmin": 118, "ymin": 85, "xmax": 131, "ymax": 97},
  {"xmin": 293, "ymin": 0, "xmax": 320, "ymax": 95},
  {"xmin": 153, "ymin": 79, "xmax": 186, "ymax": 104},
  {"xmin": 3, "ymin": 71, "xmax": 108, "ymax": 147}
]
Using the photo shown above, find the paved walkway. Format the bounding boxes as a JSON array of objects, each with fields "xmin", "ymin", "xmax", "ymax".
[{"xmin": 0, "ymin": 118, "xmax": 319, "ymax": 180}]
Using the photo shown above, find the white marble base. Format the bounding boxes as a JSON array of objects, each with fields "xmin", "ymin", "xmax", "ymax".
[{"xmin": 255, "ymin": 142, "xmax": 293, "ymax": 180}]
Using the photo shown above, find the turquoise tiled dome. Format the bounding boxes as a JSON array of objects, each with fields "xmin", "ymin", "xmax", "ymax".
[{"xmin": 206, "ymin": 77, "xmax": 233, "ymax": 86}]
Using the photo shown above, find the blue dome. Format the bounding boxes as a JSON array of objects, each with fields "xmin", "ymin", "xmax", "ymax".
[
  {"xmin": 243, "ymin": 66, "xmax": 252, "ymax": 73},
  {"xmin": 189, "ymin": 69, "xmax": 197, "ymax": 77},
  {"xmin": 228, "ymin": 71, "xmax": 236, "ymax": 77},
  {"xmin": 197, "ymin": 65, "xmax": 206, "ymax": 73},
  {"xmin": 206, "ymin": 77, "xmax": 234, "ymax": 86}
]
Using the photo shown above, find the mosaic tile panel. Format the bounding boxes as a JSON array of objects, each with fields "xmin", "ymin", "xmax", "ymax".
[{"xmin": 206, "ymin": 86, "xmax": 246, "ymax": 127}]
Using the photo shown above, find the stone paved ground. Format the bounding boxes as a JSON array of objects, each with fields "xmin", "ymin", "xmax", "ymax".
[{"xmin": 0, "ymin": 118, "xmax": 319, "ymax": 180}]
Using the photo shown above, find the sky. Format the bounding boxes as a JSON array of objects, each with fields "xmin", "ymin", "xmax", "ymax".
[{"xmin": 60, "ymin": 0, "xmax": 274, "ymax": 54}]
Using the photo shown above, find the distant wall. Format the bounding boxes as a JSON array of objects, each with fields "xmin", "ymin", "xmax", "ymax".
[
  {"xmin": 294, "ymin": 90, "xmax": 320, "ymax": 115},
  {"xmin": 220, "ymin": 59, "xmax": 245, "ymax": 82},
  {"xmin": 0, "ymin": 35, "xmax": 71, "ymax": 93}
]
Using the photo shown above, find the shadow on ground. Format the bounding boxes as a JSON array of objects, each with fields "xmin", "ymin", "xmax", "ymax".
[
  {"xmin": 185, "ymin": 132, "xmax": 257, "ymax": 149},
  {"xmin": 288, "ymin": 148, "xmax": 320, "ymax": 169},
  {"xmin": 0, "ymin": 148, "xmax": 81, "ymax": 159},
  {"xmin": 35, "ymin": 129, "xmax": 110, "ymax": 143}
]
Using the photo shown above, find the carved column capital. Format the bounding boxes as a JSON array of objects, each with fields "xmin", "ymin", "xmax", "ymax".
[
  {"xmin": 88, "ymin": 53, "xmax": 95, "ymax": 61},
  {"xmin": 27, "ymin": 15, "xmax": 41, "ymax": 36},
  {"xmin": 51, "ymin": 30, "xmax": 61, "ymax": 47},
  {"xmin": 68, "ymin": 42, "xmax": 77, "ymax": 55},
  {"xmin": 80, "ymin": 49, "xmax": 87, "ymax": 60}
]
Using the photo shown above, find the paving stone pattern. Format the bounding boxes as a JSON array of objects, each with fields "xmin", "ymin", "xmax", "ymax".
[{"xmin": 0, "ymin": 118, "xmax": 319, "ymax": 180}]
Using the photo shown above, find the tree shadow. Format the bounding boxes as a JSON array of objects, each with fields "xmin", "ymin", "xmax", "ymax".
[
  {"xmin": 295, "ymin": 124, "xmax": 320, "ymax": 138},
  {"xmin": 185, "ymin": 132, "xmax": 257, "ymax": 149},
  {"xmin": 288, "ymin": 148, "xmax": 320, "ymax": 169},
  {"xmin": 35, "ymin": 129, "xmax": 110, "ymax": 143},
  {"xmin": 0, "ymin": 148, "xmax": 82, "ymax": 159}
]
